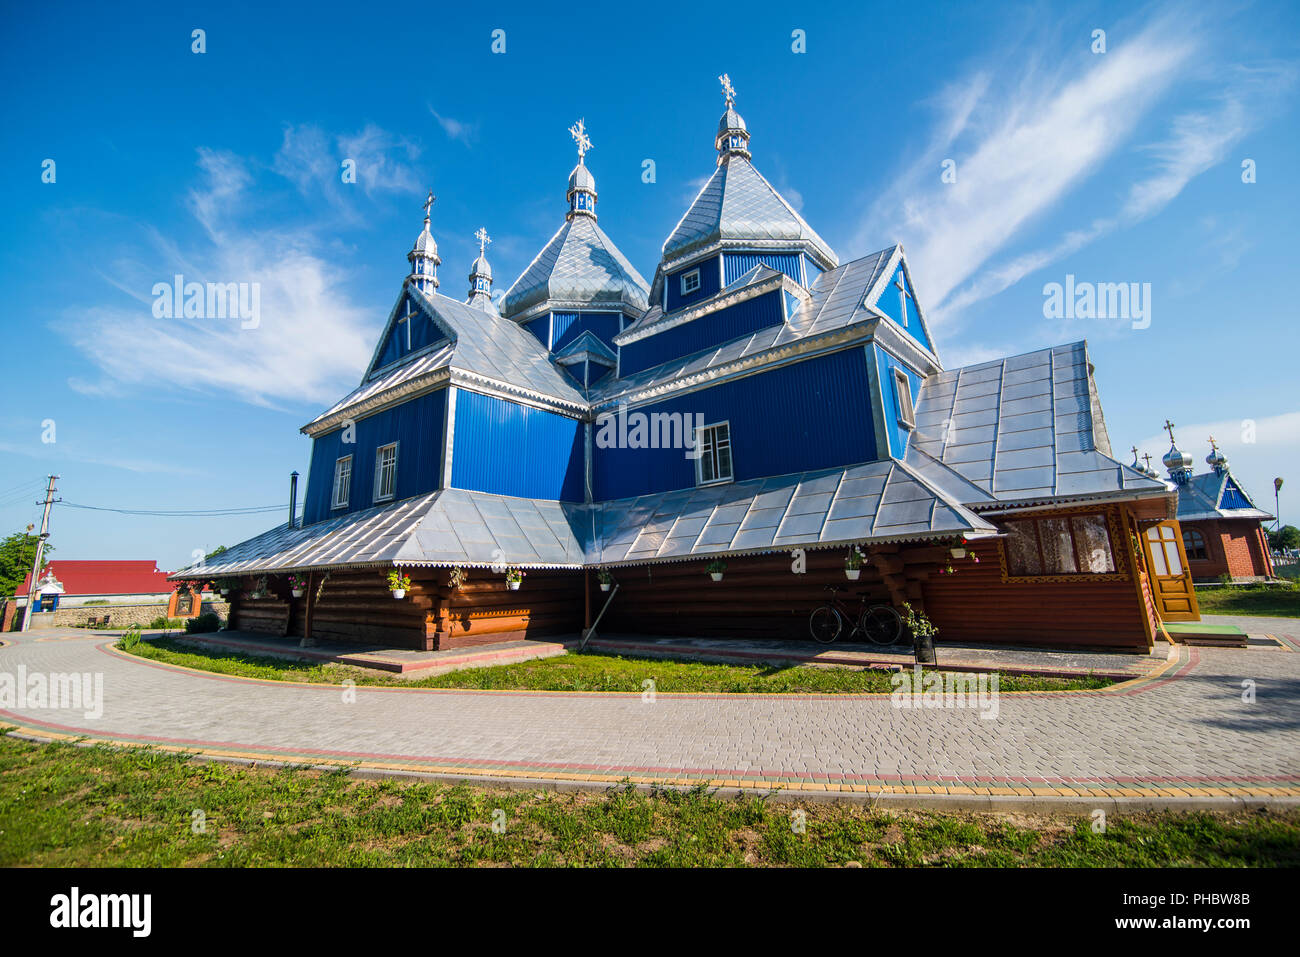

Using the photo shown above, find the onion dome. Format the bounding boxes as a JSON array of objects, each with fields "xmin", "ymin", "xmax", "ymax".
[
  {"xmin": 1161, "ymin": 421, "xmax": 1194, "ymax": 483},
  {"xmin": 715, "ymin": 73, "xmax": 751, "ymax": 161},
  {"xmin": 466, "ymin": 227, "xmax": 497, "ymax": 314},
  {"xmin": 1206, "ymin": 437, "xmax": 1229, "ymax": 474},
  {"xmin": 406, "ymin": 190, "xmax": 440, "ymax": 293}
]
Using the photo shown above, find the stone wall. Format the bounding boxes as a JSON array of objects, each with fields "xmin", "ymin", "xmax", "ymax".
[{"xmin": 46, "ymin": 600, "xmax": 230, "ymax": 630}]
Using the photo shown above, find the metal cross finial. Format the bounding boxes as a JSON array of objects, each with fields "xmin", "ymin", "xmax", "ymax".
[
  {"xmin": 569, "ymin": 119, "xmax": 592, "ymax": 161},
  {"xmin": 1164, "ymin": 419, "xmax": 1177, "ymax": 444},
  {"xmin": 423, "ymin": 189, "xmax": 435, "ymax": 222},
  {"xmin": 1208, "ymin": 435, "xmax": 1219, "ymax": 452},
  {"xmin": 1142, "ymin": 453, "xmax": 1154, "ymax": 470},
  {"xmin": 719, "ymin": 73, "xmax": 736, "ymax": 106},
  {"xmin": 1130, "ymin": 445, "xmax": 1139, "ymax": 458},
  {"xmin": 474, "ymin": 227, "xmax": 491, "ymax": 255}
]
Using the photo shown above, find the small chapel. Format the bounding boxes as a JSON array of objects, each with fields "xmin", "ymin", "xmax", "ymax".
[{"xmin": 183, "ymin": 76, "xmax": 1212, "ymax": 653}]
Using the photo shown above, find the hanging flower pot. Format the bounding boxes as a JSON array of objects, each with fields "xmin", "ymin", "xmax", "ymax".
[
  {"xmin": 505, "ymin": 568, "xmax": 525, "ymax": 591},
  {"xmin": 597, "ymin": 569, "xmax": 614, "ymax": 592},
  {"xmin": 386, "ymin": 570, "xmax": 411, "ymax": 599},
  {"xmin": 707, "ymin": 560, "xmax": 726, "ymax": 582},
  {"xmin": 950, "ymin": 547, "xmax": 967, "ymax": 559},
  {"xmin": 288, "ymin": 574, "xmax": 305, "ymax": 599},
  {"xmin": 845, "ymin": 568, "xmax": 861, "ymax": 581},
  {"xmin": 844, "ymin": 546, "xmax": 866, "ymax": 580}
]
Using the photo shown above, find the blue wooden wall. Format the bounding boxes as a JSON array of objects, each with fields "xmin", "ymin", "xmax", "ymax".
[
  {"xmin": 619, "ymin": 289, "xmax": 785, "ymax": 377},
  {"xmin": 373, "ymin": 292, "xmax": 450, "ymax": 370},
  {"xmin": 551, "ymin": 311, "xmax": 622, "ymax": 352},
  {"xmin": 595, "ymin": 347, "xmax": 878, "ymax": 500},
  {"xmin": 873, "ymin": 345, "xmax": 923, "ymax": 459},
  {"xmin": 302, "ymin": 388, "xmax": 447, "ymax": 524},
  {"xmin": 723, "ymin": 252, "xmax": 802, "ymax": 286},
  {"xmin": 451, "ymin": 389, "xmax": 585, "ymax": 501},
  {"xmin": 665, "ymin": 255, "xmax": 721, "ymax": 312},
  {"xmin": 873, "ymin": 264, "xmax": 932, "ymax": 353}
]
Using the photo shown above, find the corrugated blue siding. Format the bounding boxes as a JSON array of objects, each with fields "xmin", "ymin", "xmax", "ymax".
[
  {"xmin": 522, "ymin": 314, "xmax": 550, "ymax": 348},
  {"xmin": 874, "ymin": 264, "xmax": 932, "ymax": 352},
  {"xmin": 1221, "ymin": 479, "xmax": 1253, "ymax": 510},
  {"xmin": 665, "ymin": 255, "xmax": 721, "ymax": 312},
  {"xmin": 302, "ymin": 388, "xmax": 447, "ymax": 525},
  {"xmin": 619, "ymin": 290, "xmax": 785, "ymax": 377},
  {"xmin": 723, "ymin": 252, "xmax": 801, "ymax": 285},
  {"xmin": 373, "ymin": 292, "xmax": 449, "ymax": 370},
  {"xmin": 451, "ymin": 390, "xmax": 584, "ymax": 501},
  {"xmin": 874, "ymin": 346, "xmax": 923, "ymax": 459},
  {"xmin": 595, "ymin": 348, "xmax": 877, "ymax": 500},
  {"xmin": 552, "ymin": 311, "xmax": 622, "ymax": 352}
]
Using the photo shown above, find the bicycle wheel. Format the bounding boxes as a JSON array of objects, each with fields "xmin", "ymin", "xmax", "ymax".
[
  {"xmin": 859, "ymin": 605, "xmax": 904, "ymax": 645},
  {"xmin": 809, "ymin": 606, "xmax": 843, "ymax": 643}
]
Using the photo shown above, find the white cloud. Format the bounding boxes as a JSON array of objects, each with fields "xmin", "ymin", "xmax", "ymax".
[
  {"xmin": 429, "ymin": 107, "xmax": 478, "ymax": 146},
  {"xmin": 61, "ymin": 151, "xmax": 376, "ymax": 408},
  {"xmin": 274, "ymin": 123, "xmax": 421, "ymax": 200}
]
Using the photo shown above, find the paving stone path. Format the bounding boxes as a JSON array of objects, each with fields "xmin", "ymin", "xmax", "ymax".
[{"xmin": 2, "ymin": 618, "xmax": 1299, "ymax": 805}]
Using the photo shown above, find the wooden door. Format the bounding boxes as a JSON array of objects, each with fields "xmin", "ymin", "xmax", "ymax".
[{"xmin": 1141, "ymin": 521, "xmax": 1200, "ymax": 621}]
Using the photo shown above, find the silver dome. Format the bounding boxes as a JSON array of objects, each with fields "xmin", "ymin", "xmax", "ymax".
[
  {"xmin": 717, "ymin": 106, "xmax": 747, "ymax": 137},
  {"xmin": 469, "ymin": 254, "xmax": 492, "ymax": 280},
  {"xmin": 1163, "ymin": 444, "xmax": 1194, "ymax": 472},
  {"xmin": 567, "ymin": 162, "xmax": 596, "ymax": 196}
]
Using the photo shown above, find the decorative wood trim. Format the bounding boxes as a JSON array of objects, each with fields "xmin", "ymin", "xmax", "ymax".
[{"xmin": 996, "ymin": 505, "xmax": 1130, "ymax": 584}]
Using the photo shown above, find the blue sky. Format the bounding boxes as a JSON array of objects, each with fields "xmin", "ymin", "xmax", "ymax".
[{"xmin": 2, "ymin": 0, "xmax": 1298, "ymax": 568}]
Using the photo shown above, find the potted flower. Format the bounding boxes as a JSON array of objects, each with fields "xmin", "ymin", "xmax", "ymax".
[
  {"xmin": 387, "ymin": 570, "xmax": 411, "ymax": 599},
  {"xmin": 707, "ymin": 559, "xmax": 726, "ymax": 582},
  {"xmin": 288, "ymin": 573, "xmax": 305, "ymax": 598},
  {"xmin": 950, "ymin": 542, "xmax": 967, "ymax": 559},
  {"xmin": 845, "ymin": 549, "xmax": 865, "ymax": 580},
  {"xmin": 596, "ymin": 568, "xmax": 614, "ymax": 592},
  {"xmin": 901, "ymin": 601, "xmax": 939, "ymax": 665},
  {"xmin": 505, "ymin": 567, "xmax": 525, "ymax": 591}
]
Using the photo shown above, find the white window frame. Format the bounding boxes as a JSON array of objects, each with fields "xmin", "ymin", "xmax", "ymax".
[
  {"xmin": 695, "ymin": 420, "xmax": 734, "ymax": 487},
  {"xmin": 331, "ymin": 455, "xmax": 353, "ymax": 510},
  {"xmin": 680, "ymin": 268, "xmax": 701, "ymax": 296},
  {"xmin": 373, "ymin": 442, "xmax": 399, "ymax": 503},
  {"xmin": 893, "ymin": 368, "xmax": 916, "ymax": 429}
]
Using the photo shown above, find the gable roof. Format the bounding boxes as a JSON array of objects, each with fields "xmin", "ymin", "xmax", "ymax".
[
  {"xmin": 661, "ymin": 155, "xmax": 837, "ymax": 270},
  {"xmin": 18, "ymin": 560, "xmax": 172, "ymax": 597},
  {"xmin": 1176, "ymin": 470, "xmax": 1273, "ymax": 522},
  {"xmin": 304, "ymin": 286, "xmax": 587, "ymax": 434},
  {"xmin": 911, "ymin": 341, "xmax": 1171, "ymax": 509},
  {"xmin": 501, "ymin": 215, "xmax": 650, "ymax": 322}
]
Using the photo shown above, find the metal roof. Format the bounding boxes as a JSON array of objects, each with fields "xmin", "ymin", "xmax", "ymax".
[
  {"xmin": 304, "ymin": 286, "xmax": 587, "ymax": 433},
  {"xmin": 501, "ymin": 215, "xmax": 650, "ymax": 321},
  {"xmin": 1175, "ymin": 470, "xmax": 1273, "ymax": 522},
  {"xmin": 660, "ymin": 155, "xmax": 838, "ymax": 270},
  {"xmin": 587, "ymin": 460, "xmax": 997, "ymax": 566},
  {"xmin": 911, "ymin": 341, "xmax": 1170, "ymax": 508},
  {"xmin": 593, "ymin": 247, "xmax": 896, "ymax": 407}
]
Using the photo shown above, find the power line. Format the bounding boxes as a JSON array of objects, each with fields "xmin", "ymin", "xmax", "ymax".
[{"xmin": 60, "ymin": 501, "xmax": 289, "ymax": 517}]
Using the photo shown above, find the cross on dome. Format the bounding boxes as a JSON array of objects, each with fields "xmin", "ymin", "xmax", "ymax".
[
  {"xmin": 423, "ymin": 189, "xmax": 435, "ymax": 222},
  {"xmin": 569, "ymin": 119, "xmax": 592, "ymax": 163},
  {"xmin": 719, "ymin": 73, "xmax": 736, "ymax": 106},
  {"xmin": 1164, "ymin": 419, "xmax": 1177, "ymax": 444},
  {"xmin": 475, "ymin": 227, "xmax": 491, "ymax": 255}
]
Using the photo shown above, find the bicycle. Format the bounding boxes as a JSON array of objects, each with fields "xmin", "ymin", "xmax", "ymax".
[{"xmin": 808, "ymin": 585, "xmax": 905, "ymax": 645}]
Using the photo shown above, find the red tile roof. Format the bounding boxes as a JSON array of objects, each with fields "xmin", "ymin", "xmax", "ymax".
[{"xmin": 16, "ymin": 560, "xmax": 175, "ymax": 597}]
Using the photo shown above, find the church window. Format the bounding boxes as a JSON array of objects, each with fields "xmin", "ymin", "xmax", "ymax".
[
  {"xmin": 332, "ymin": 455, "xmax": 352, "ymax": 510},
  {"xmin": 374, "ymin": 443, "xmax": 398, "ymax": 502},
  {"xmin": 1182, "ymin": 527, "xmax": 1208, "ymax": 561},
  {"xmin": 696, "ymin": 422, "xmax": 733, "ymax": 486},
  {"xmin": 1002, "ymin": 514, "xmax": 1116, "ymax": 577},
  {"xmin": 893, "ymin": 368, "xmax": 915, "ymax": 429},
  {"xmin": 680, "ymin": 269, "xmax": 701, "ymax": 296}
]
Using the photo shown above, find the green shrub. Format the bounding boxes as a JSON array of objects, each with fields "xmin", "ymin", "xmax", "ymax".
[
  {"xmin": 82, "ymin": 599, "xmax": 109, "ymax": 605},
  {"xmin": 185, "ymin": 613, "xmax": 221, "ymax": 634},
  {"xmin": 118, "ymin": 624, "xmax": 142, "ymax": 650}
]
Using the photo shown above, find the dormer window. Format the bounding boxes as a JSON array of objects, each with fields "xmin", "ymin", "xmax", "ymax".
[
  {"xmin": 680, "ymin": 269, "xmax": 701, "ymax": 296},
  {"xmin": 893, "ymin": 369, "xmax": 915, "ymax": 429}
]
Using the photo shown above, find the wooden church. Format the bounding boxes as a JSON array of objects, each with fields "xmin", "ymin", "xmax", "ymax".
[
  {"xmin": 1131, "ymin": 429, "xmax": 1275, "ymax": 583},
  {"xmin": 183, "ymin": 77, "xmax": 1207, "ymax": 654}
]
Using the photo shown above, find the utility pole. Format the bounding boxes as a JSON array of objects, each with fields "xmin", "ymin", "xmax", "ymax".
[{"xmin": 20, "ymin": 475, "xmax": 60, "ymax": 632}]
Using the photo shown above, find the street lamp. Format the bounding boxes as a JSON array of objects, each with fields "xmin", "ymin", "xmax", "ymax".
[{"xmin": 1275, "ymin": 477, "xmax": 1284, "ymax": 533}]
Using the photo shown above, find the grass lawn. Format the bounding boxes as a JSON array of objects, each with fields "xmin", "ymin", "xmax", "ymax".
[
  {"xmin": 1, "ymin": 733, "xmax": 1296, "ymax": 867},
  {"xmin": 122, "ymin": 637, "xmax": 1114, "ymax": 693},
  {"xmin": 1196, "ymin": 583, "xmax": 1300, "ymax": 618}
]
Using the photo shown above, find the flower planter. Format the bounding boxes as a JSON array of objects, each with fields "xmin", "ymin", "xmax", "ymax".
[
  {"xmin": 710, "ymin": 572, "xmax": 723, "ymax": 582},
  {"xmin": 845, "ymin": 569, "xmax": 861, "ymax": 581},
  {"xmin": 600, "ymin": 583, "xmax": 611, "ymax": 592},
  {"xmin": 950, "ymin": 547, "xmax": 967, "ymax": 559},
  {"xmin": 507, "ymin": 581, "xmax": 521, "ymax": 591},
  {"xmin": 291, "ymin": 589, "xmax": 303, "ymax": 598},
  {"xmin": 391, "ymin": 589, "xmax": 406, "ymax": 599}
]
